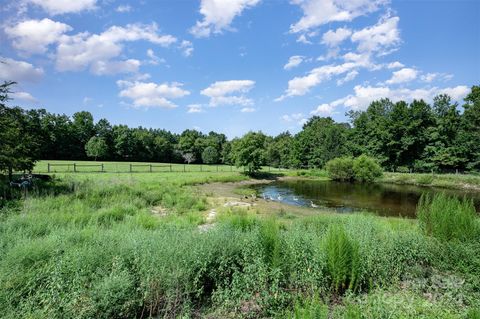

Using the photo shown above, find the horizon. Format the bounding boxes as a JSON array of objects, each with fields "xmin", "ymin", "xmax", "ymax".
[{"xmin": 0, "ymin": 0, "xmax": 479, "ymax": 138}]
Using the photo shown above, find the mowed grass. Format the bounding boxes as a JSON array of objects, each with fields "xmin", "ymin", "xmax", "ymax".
[
  {"xmin": 33, "ymin": 160, "xmax": 289, "ymax": 174},
  {"xmin": 0, "ymin": 171, "xmax": 479, "ymax": 318}
]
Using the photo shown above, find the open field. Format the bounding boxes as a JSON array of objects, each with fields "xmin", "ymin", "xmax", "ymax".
[
  {"xmin": 381, "ymin": 172, "xmax": 480, "ymax": 191},
  {"xmin": 1, "ymin": 171, "xmax": 479, "ymax": 318},
  {"xmin": 31, "ymin": 160, "xmax": 288, "ymax": 174}
]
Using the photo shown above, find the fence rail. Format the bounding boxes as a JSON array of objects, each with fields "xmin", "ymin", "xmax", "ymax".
[{"xmin": 39, "ymin": 162, "xmax": 289, "ymax": 174}]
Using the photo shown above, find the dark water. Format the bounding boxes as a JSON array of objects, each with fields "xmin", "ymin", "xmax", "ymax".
[{"xmin": 251, "ymin": 180, "xmax": 480, "ymax": 218}]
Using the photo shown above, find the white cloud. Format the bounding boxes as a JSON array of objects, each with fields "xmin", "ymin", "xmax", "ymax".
[
  {"xmin": 187, "ymin": 104, "xmax": 204, "ymax": 113},
  {"xmin": 241, "ymin": 107, "xmax": 255, "ymax": 112},
  {"xmin": 386, "ymin": 67, "xmax": 418, "ymax": 84},
  {"xmin": 387, "ymin": 61, "xmax": 404, "ymax": 69},
  {"xmin": 27, "ymin": 0, "xmax": 97, "ymax": 15},
  {"xmin": 276, "ymin": 61, "xmax": 365, "ymax": 100},
  {"xmin": 201, "ymin": 80, "xmax": 255, "ymax": 106},
  {"xmin": 0, "ymin": 57, "xmax": 44, "ymax": 82},
  {"xmin": 296, "ymin": 34, "xmax": 312, "ymax": 44},
  {"xmin": 351, "ymin": 15, "xmax": 400, "ymax": 55},
  {"xmin": 420, "ymin": 72, "xmax": 453, "ymax": 83},
  {"xmin": 116, "ymin": 5, "xmax": 132, "ymax": 13},
  {"xmin": 90, "ymin": 59, "xmax": 141, "ymax": 75},
  {"xmin": 310, "ymin": 97, "xmax": 346, "ymax": 115},
  {"xmin": 341, "ymin": 85, "xmax": 470, "ymax": 110},
  {"xmin": 190, "ymin": 0, "xmax": 260, "ymax": 37},
  {"xmin": 281, "ymin": 113, "xmax": 307, "ymax": 125},
  {"xmin": 146, "ymin": 49, "xmax": 165, "ymax": 65},
  {"xmin": 284, "ymin": 55, "xmax": 304, "ymax": 70},
  {"xmin": 117, "ymin": 81, "xmax": 190, "ymax": 109},
  {"xmin": 55, "ymin": 23, "xmax": 177, "ymax": 74},
  {"xmin": 290, "ymin": 0, "xmax": 386, "ymax": 33},
  {"xmin": 321, "ymin": 27, "xmax": 351, "ymax": 47},
  {"xmin": 179, "ymin": 40, "xmax": 194, "ymax": 57},
  {"xmin": 337, "ymin": 70, "xmax": 358, "ymax": 85},
  {"xmin": 4, "ymin": 18, "xmax": 72, "ymax": 55},
  {"xmin": 11, "ymin": 91, "xmax": 37, "ymax": 102}
]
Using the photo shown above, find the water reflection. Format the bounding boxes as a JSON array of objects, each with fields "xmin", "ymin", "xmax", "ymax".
[{"xmin": 252, "ymin": 180, "xmax": 480, "ymax": 218}]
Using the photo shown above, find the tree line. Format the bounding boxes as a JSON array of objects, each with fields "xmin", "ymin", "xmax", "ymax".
[{"xmin": 1, "ymin": 81, "xmax": 479, "ymax": 178}]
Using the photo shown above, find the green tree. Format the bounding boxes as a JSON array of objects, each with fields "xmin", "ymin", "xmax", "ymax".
[
  {"xmin": 230, "ymin": 132, "xmax": 267, "ymax": 174},
  {"xmin": 85, "ymin": 136, "xmax": 108, "ymax": 160},
  {"xmin": 0, "ymin": 82, "xmax": 40, "ymax": 180},
  {"xmin": 458, "ymin": 86, "xmax": 480, "ymax": 171},
  {"xmin": 202, "ymin": 146, "xmax": 219, "ymax": 164},
  {"xmin": 352, "ymin": 155, "xmax": 383, "ymax": 182}
]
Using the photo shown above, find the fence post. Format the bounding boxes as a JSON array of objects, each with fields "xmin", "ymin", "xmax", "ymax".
[
  {"xmin": 200, "ymin": 165, "xmax": 202, "ymax": 172},
  {"xmin": 130, "ymin": 164, "xmax": 132, "ymax": 173},
  {"xmin": 149, "ymin": 164, "xmax": 152, "ymax": 173},
  {"xmin": 47, "ymin": 163, "xmax": 50, "ymax": 173},
  {"xmin": 101, "ymin": 163, "xmax": 104, "ymax": 172},
  {"xmin": 183, "ymin": 164, "xmax": 186, "ymax": 172},
  {"xmin": 170, "ymin": 164, "xmax": 172, "ymax": 172},
  {"xmin": 73, "ymin": 163, "xmax": 76, "ymax": 173}
]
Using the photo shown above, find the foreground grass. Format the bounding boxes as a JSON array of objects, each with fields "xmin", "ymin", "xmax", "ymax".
[{"xmin": 0, "ymin": 172, "xmax": 479, "ymax": 318}]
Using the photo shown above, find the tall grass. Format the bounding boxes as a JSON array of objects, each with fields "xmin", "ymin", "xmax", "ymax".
[
  {"xmin": 417, "ymin": 193, "xmax": 478, "ymax": 241},
  {"xmin": 324, "ymin": 224, "xmax": 361, "ymax": 294}
]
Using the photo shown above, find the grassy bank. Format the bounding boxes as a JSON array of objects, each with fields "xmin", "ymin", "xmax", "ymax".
[
  {"xmin": 0, "ymin": 172, "xmax": 479, "ymax": 318},
  {"xmin": 381, "ymin": 172, "xmax": 480, "ymax": 190}
]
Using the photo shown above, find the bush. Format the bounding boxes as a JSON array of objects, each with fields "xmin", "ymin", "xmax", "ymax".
[
  {"xmin": 352, "ymin": 155, "xmax": 383, "ymax": 183},
  {"xmin": 325, "ymin": 157, "xmax": 354, "ymax": 181},
  {"xmin": 324, "ymin": 224, "xmax": 361, "ymax": 294},
  {"xmin": 202, "ymin": 146, "xmax": 219, "ymax": 164},
  {"xmin": 417, "ymin": 193, "xmax": 478, "ymax": 242}
]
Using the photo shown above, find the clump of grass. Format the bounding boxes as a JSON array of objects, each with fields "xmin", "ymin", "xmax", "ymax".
[
  {"xmin": 324, "ymin": 224, "xmax": 361, "ymax": 294},
  {"xmin": 258, "ymin": 217, "xmax": 282, "ymax": 268},
  {"xmin": 417, "ymin": 193, "xmax": 478, "ymax": 242}
]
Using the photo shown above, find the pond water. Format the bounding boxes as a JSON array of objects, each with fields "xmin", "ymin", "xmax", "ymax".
[{"xmin": 251, "ymin": 180, "xmax": 480, "ymax": 218}]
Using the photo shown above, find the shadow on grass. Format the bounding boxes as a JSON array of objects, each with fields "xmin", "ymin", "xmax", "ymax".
[
  {"xmin": 244, "ymin": 171, "xmax": 285, "ymax": 180},
  {"xmin": 1, "ymin": 174, "xmax": 75, "ymax": 207}
]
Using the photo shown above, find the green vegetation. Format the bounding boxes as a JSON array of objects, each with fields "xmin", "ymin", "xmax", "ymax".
[
  {"xmin": 417, "ymin": 193, "xmax": 478, "ymax": 241},
  {"xmin": 0, "ymin": 172, "xmax": 479, "ymax": 318},
  {"xmin": 381, "ymin": 172, "xmax": 480, "ymax": 190},
  {"xmin": 325, "ymin": 155, "xmax": 383, "ymax": 183},
  {"xmin": 85, "ymin": 136, "xmax": 108, "ymax": 160},
  {"xmin": 1, "ymin": 82, "xmax": 479, "ymax": 178}
]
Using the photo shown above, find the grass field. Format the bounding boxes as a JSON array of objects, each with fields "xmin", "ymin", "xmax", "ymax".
[
  {"xmin": 32, "ymin": 160, "xmax": 289, "ymax": 174},
  {"xmin": 1, "ymin": 169, "xmax": 479, "ymax": 318}
]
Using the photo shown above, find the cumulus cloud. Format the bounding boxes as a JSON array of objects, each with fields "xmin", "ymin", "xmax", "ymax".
[
  {"xmin": 187, "ymin": 104, "xmax": 204, "ymax": 113},
  {"xmin": 337, "ymin": 70, "xmax": 358, "ymax": 85},
  {"xmin": 387, "ymin": 61, "xmax": 404, "ymax": 69},
  {"xmin": 289, "ymin": 0, "xmax": 386, "ymax": 33},
  {"xmin": 240, "ymin": 107, "xmax": 255, "ymax": 112},
  {"xmin": 11, "ymin": 91, "xmax": 37, "ymax": 102},
  {"xmin": 284, "ymin": 56, "xmax": 304, "ymax": 70},
  {"xmin": 351, "ymin": 15, "xmax": 401, "ymax": 55},
  {"xmin": 55, "ymin": 23, "xmax": 177, "ymax": 73},
  {"xmin": 116, "ymin": 5, "xmax": 132, "ymax": 13},
  {"xmin": 179, "ymin": 40, "xmax": 194, "ymax": 57},
  {"xmin": 0, "ymin": 57, "xmax": 44, "ymax": 82},
  {"xmin": 420, "ymin": 72, "xmax": 453, "ymax": 83},
  {"xmin": 190, "ymin": 0, "xmax": 260, "ymax": 37},
  {"xmin": 341, "ymin": 85, "xmax": 470, "ymax": 110},
  {"xmin": 4, "ymin": 18, "xmax": 72, "ymax": 55},
  {"xmin": 321, "ymin": 27, "xmax": 351, "ymax": 47},
  {"xmin": 386, "ymin": 67, "xmax": 418, "ymax": 84},
  {"xmin": 117, "ymin": 80, "xmax": 190, "ymax": 109},
  {"xmin": 281, "ymin": 113, "xmax": 307, "ymax": 125},
  {"xmin": 276, "ymin": 61, "xmax": 368, "ymax": 100},
  {"xmin": 27, "ymin": 0, "xmax": 97, "ymax": 15},
  {"xmin": 201, "ymin": 80, "xmax": 255, "ymax": 106},
  {"xmin": 90, "ymin": 59, "xmax": 141, "ymax": 75}
]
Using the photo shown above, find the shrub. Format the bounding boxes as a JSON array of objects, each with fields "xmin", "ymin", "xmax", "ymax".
[
  {"xmin": 417, "ymin": 193, "xmax": 478, "ymax": 242},
  {"xmin": 352, "ymin": 155, "xmax": 383, "ymax": 183},
  {"xmin": 202, "ymin": 146, "xmax": 219, "ymax": 164},
  {"xmin": 324, "ymin": 224, "xmax": 361, "ymax": 294},
  {"xmin": 325, "ymin": 157, "xmax": 354, "ymax": 181}
]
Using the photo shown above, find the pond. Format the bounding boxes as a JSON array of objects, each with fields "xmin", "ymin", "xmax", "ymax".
[{"xmin": 251, "ymin": 179, "xmax": 480, "ymax": 218}]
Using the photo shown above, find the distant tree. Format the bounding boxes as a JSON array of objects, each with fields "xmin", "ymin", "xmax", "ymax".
[
  {"xmin": 85, "ymin": 136, "xmax": 108, "ymax": 160},
  {"xmin": 72, "ymin": 111, "xmax": 95, "ymax": 158},
  {"xmin": 182, "ymin": 152, "xmax": 196, "ymax": 164},
  {"xmin": 458, "ymin": 86, "xmax": 480, "ymax": 171},
  {"xmin": 230, "ymin": 132, "xmax": 267, "ymax": 175},
  {"xmin": 202, "ymin": 146, "xmax": 219, "ymax": 164}
]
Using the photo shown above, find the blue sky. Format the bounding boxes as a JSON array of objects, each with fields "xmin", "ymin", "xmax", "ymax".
[{"xmin": 1, "ymin": 0, "xmax": 479, "ymax": 138}]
